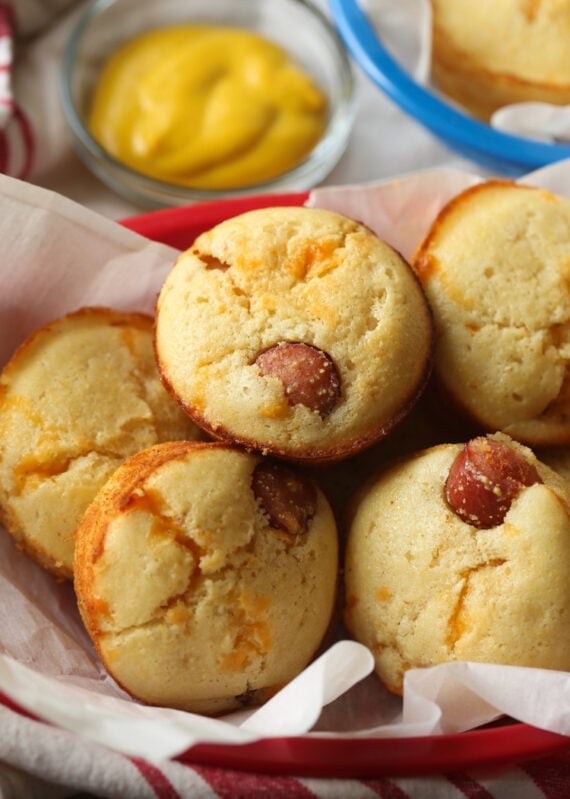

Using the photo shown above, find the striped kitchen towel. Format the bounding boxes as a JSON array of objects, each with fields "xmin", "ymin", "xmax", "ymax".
[
  {"xmin": 0, "ymin": 3, "xmax": 34, "ymax": 180},
  {"xmin": 0, "ymin": 1, "xmax": 82, "ymax": 182}
]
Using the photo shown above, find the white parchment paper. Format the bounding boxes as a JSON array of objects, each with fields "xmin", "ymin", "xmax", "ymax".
[{"xmin": 2, "ymin": 164, "xmax": 570, "ymax": 762}]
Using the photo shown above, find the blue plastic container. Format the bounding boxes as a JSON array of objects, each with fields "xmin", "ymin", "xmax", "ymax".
[{"xmin": 329, "ymin": 0, "xmax": 570, "ymax": 175}]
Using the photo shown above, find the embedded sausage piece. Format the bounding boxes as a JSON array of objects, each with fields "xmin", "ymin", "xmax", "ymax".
[
  {"xmin": 344, "ymin": 432, "xmax": 570, "ymax": 694},
  {"xmin": 251, "ymin": 461, "xmax": 317, "ymax": 537},
  {"xmin": 74, "ymin": 440, "xmax": 338, "ymax": 715},
  {"xmin": 155, "ymin": 206, "xmax": 434, "ymax": 464},
  {"xmin": 255, "ymin": 342, "xmax": 341, "ymax": 418},
  {"xmin": 445, "ymin": 437, "xmax": 541, "ymax": 528}
]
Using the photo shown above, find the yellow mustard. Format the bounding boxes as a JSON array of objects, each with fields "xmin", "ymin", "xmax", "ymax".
[{"xmin": 87, "ymin": 25, "xmax": 328, "ymax": 190}]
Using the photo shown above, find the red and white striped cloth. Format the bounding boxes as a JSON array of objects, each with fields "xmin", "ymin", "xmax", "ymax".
[
  {"xmin": 1, "ymin": 701, "xmax": 570, "ymax": 799},
  {"xmin": 0, "ymin": 3, "xmax": 33, "ymax": 179},
  {"xmin": 0, "ymin": 0, "xmax": 83, "ymax": 184}
]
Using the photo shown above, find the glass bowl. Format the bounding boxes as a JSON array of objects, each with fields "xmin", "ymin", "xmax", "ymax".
[
  {"xmin": 329, "ymin": 0, "xmax": 570, "ymax": 176},
  {"xmin": 60, "ymin": 0, "xmax": 355, "ymax": 208}
]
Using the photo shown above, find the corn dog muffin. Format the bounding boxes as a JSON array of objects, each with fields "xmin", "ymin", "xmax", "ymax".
[
  {"xmin": 0, "ymin": 307, "xmax": 202, "ymax": 580},
  {"xmin": 344, "ymin": 433, "xmax": 570, "ymax": 694},
  {"xmin": 155, "ymin": 206, "xmax": 434, "ymax": 464},
  {"xmin": 74, "ymin": 440, "xmax": 338, "ymax": 715},
  {"xmin": 412, "ymin": 180, "xmax": 570, "ymax": 447},
  {"xmin": 431, "ymin": 0, "xmax": 570, "ymax": 120}
]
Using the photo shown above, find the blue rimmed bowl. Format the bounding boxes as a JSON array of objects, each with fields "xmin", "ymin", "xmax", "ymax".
[{"xmin": 329, "ymin": 0, "xmax": 570, "ymax": 176}]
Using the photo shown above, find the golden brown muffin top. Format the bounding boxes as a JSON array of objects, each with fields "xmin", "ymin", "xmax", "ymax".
[{"xmin": 155, "ymin": 206, "xmax": 433, "ymax": 463}]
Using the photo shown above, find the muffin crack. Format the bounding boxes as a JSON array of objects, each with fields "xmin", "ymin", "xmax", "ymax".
[
  {"xmin": 193, "ymin": 249, "xmax": 231, "ymax": 272},
  {"xmin": 11, "ymin": 448, "xmax": 123, "ymax": 496},
  {"xmin": 446, "ymin": 558, "xmax": 507, "ymax": 652}
]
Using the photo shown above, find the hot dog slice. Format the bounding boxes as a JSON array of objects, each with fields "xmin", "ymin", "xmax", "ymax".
[
  {"xmin": 252, "ymin": 461, "xmax": 317, "ymax": 538},
  {"xmin": 445, "ymin": 437, "xmax": 541, "ymax": 528},
  {"xmin": 255, "ymin": 341, "xmax": 341, "ymax": 418}
]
